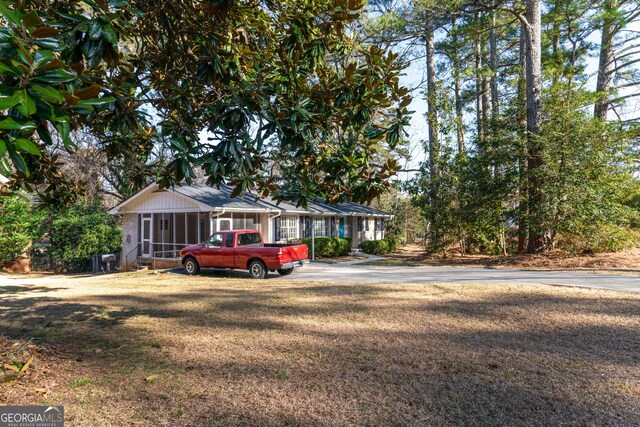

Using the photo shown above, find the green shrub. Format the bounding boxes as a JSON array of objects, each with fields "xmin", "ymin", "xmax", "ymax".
[
  {"xmin": 296, "ymin": 237, "xmax": 351, "ymax": 257},
  {"xmin": 362, "ymin": 238, "xmax": 399, "ymax": 255},
  {"xmin": 558, "ymin": 224, "xmax": 639, "ymax": 254},
  {"xmin": 46, "ymin": 204, "xmax": 121, "ymax": 271},
  {"xmin": 0, "ymin": 194, "xmax": 44, "ymax": 266}
]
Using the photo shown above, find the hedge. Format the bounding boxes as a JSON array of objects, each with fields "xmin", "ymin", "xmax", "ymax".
[
  {"xmin": 361, "ymin": 238, "xmax": 400, "ymax": 255},
  {"xmin": 46, "ymin": 204, "xmax": 122, "ymax": 271},
  {"xmin": 0, "ymin": 194, "xmax": 44, "ymax": 266},
  {"xmin": 297, "ymin": 237, "xmax": 351, "ymax": 257}
]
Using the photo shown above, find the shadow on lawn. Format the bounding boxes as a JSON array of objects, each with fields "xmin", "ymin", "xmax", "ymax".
[
  {"xmin": 0, "ymin": 285, "xmax": 68, "ymax": 295},
  {"xmin": 166, "ymin": 267, "xmax": 301, "ymax": 280},
  {"xmin": 1, "ymin": 281, "xmax": 639, "ymax": 425}
]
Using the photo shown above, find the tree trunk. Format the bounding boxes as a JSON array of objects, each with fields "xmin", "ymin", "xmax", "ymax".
[
  {"xmin": 475, "ymin": 14, "xmax": 484, "ymax": 142},
  {"xmin": 482, "ymin": 73, "xmax": 490, "ymax": 133},
  {"xmin": 594, "ymin": 0, "xmax": 617, "ymax": 120},
  {"xmin": 452, "ymin": 17, "xmax": 464, "ymax": 154},
  {"xmin": 517, "ymin": 22, "xmax": 528, "ymax": 254},
  {"xmin": 524, "ymin": 0, "xmax": 545, "ymax": 253},
  {"xmin": 426, "ymin": 27, "xmax": 439, "ymax": 179},
  {"xmin": 489, "ymin": 7, "xmax": 499, "ymax": 121},
  {"xmin": 426, "ymin": 26, "xmax": 440, "ymax": 249}
]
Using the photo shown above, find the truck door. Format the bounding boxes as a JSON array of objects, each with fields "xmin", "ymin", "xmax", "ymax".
[
  {"xmin": 221, "ymin": 233, "xmax": 236, "ymax": 267},
  {"xmin": 199, "ymin": 233, "xmax": 224, "ymax": 267}
]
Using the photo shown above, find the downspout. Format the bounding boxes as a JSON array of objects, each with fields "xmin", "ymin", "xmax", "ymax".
[{"xmin": 211, "ymin": 209, "xmax": 226, "ymax": 234}]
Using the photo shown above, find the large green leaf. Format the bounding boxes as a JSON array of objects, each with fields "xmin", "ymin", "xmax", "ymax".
[
  {"xmin": 13, "ymin": 138, "xmax": 41, "ymax": 156},
  {"xmin": 0, "ymin": 62, "xmax": 19, "ymax": 76},
  {"xmin": 15, "ymin": 89, "xmax": 37, "ymax": 117},
  {"xmin": 55, "ymin": 121, "xmax": 75, "ymax": 150},
  {"xmin": 0, "ymin": 139, "xmax": 6, "ymax": 157},
  {"xmin": 32, "ymin": 37, "xmax": 62, "ymax": 50},
  {"xmin": 77, "ymin": 96, "xmax": 116, "ymax": 106},
  {"xmin": 88, "ymin": 20, "xmax": 103, "ymax": 40},
  {"xmin": 29, "ymin": 84, "xmax": 64, "ymax": 103},
  {"xmin": 0, "ymin": 94, "xmax": 19, "ymax": 110},
  {"xmin": 8, "ymin": 149, "xmax": 28, "ymax": 175},
  {"xmin": 102, "ymin": 24, "xmax": 117, "ymax": 44},
  {"xmin": 0, "ymin": 117, "xmax": 35, "ymax": 131},
  {"xmin": 33, "ymin": 68, "xmax": 77, "ymax": 84},
  {"xmin": 33, "ymin": 50, "xmax": 55, "ymax": 69}
]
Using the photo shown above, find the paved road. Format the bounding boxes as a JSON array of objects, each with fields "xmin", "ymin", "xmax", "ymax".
[{"xmin": 285, "ymin": 262, "xmax": 640, "ymax": 293}]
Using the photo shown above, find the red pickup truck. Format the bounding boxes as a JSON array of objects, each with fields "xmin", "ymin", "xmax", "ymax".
[{"xmin": 179, "ymin": 230, "xmax": 309, "ymax": 279}]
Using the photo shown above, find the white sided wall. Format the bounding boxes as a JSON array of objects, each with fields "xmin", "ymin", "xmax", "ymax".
[{"xmin": 259, "ymin": 213, "xmax": 273, "ymax": 243}]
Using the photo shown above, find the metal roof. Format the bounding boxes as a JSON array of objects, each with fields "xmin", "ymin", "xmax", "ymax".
[
  {"xmin": 314, "ymin": 200, "xmax": 392, "ymax": 217},
  {"xmin": 111, "ymin": 182, "xmax": 392, "ymax": 217},
  {"xmin": 173, "ymin": 184, "xmax": 271, "ymax": 211}
]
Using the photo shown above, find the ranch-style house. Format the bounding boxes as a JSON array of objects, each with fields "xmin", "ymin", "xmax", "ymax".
[{"xmin": 108, "ymin": 183, "xmax": 392, "ymax": 270}]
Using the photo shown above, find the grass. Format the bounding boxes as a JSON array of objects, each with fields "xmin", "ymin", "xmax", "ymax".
[
  {"xmin": 1, "ymin": 271, "xmax": 639, "ymax": 426},
  {"xmin": 70, "ymin": 377, "xmax": 91, "ymax": 388}
]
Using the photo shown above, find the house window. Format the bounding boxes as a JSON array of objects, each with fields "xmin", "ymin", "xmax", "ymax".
[
  {"xmin": 221, "ymin": 212, "xmax": 261, "ymax": 231},
  {"xmin": 365, "ymin": 218, "xmax": 370, "ymax": 232},
  {"xmin": 313, "ymin": 217, "xmax": 326, "ymax": 237},
  {"xmin": 280, "ymin": 216, "xmax": 299, "ymax": 241},
  {"xmin": 357, "ymin": 217, "xmax": 363, "ymax": 232}
]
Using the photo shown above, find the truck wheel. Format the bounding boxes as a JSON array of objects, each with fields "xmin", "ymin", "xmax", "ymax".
[
  {"xmin": 184, "ymin": 257, "xmax": 200, "ymax": 275},
  {"xmin": 248, "ymin": 260, "xmax": 267, "ymax": 279},
  {"xmin": 277, "ymin": 268, "xmax": 294, "ymax": 276}
]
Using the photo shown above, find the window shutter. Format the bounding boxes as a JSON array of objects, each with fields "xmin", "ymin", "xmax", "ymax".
[{"xmin": 274, "ymin": 217, "xmax": 281, "ymax": 241}]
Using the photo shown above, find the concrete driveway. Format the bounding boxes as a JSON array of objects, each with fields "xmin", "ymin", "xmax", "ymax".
[{"xmin": 287, "ymin": 262, "xmax": 640, "ymax": 293}]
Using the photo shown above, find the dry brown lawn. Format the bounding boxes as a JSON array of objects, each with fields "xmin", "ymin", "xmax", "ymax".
[
  {"xmin": 1, "ymin": 271, "xmax": 639, "ymax": 426},
  {"xmin": 369, "ymin": 245, "xmax": 640, "ymax": 275}
]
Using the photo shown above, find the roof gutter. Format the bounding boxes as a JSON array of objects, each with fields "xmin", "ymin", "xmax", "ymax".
[
  {"xmin": 211, "ymin": 208, "xmax": 226, "ymax": 218},
  {"xmin": 269, "ymin": 210, "xmax": 282, "ymax": 219}
]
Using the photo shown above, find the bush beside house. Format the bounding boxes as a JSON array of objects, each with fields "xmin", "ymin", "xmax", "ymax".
[
  {"xmin": 362, "ymin": 238, "xmax": 400, "ymax": 255},
  {"xmin": 296, "ymin": 237, "xmax": 351, "ymax": 257}
]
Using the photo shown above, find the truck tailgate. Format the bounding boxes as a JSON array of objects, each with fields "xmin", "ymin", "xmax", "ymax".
[{"xmin": 280, "ymin": 244, "xmax": 308, "ymax": 263}]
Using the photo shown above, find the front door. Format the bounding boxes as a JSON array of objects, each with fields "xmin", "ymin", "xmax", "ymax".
[
  {"xmin": 339, "ymin": 218, "xmax": 345, "ymax": 238},
  {"xmin": 141, "ymin": 216, "xmax": 152, "ymax": 257}
]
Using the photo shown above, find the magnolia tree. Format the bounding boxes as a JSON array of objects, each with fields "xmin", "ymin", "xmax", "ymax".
[{"xmin": 0, "ymin": 0, "xmax": 412, "ymax": 207}]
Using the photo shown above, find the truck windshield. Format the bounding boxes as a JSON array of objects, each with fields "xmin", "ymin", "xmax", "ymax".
[{"xmin": 238, "ymin": 233, "xmax": 262, "ymax": 246}]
